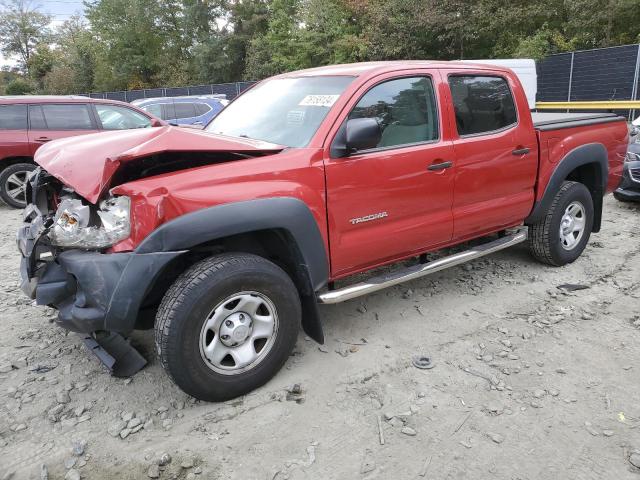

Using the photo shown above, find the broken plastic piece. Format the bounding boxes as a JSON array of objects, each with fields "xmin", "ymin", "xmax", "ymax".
[{"xmin": 79, "ymin": 332, "xmax": 147, "ymax": 378}]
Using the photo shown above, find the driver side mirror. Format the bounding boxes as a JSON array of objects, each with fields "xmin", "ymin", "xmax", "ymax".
[
  {"xmin": 150, "ymin": 118, "xmax": 164, "ymax": 127},
  {"xmin": 346, "ymin": 118, "xmax": 382, "ymax": 153},
  {"xmin": 330, "ymin": 117, "xmax": 382, "ymax": 158}
]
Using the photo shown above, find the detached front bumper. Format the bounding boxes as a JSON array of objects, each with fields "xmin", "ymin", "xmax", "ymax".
[
  {"xmin": 614, "ymin": 159, "xmax": 640, "ymax": 201},
  {"xmin": 18, "ymin": 212, "xmax": 183, "ymax": 334}
]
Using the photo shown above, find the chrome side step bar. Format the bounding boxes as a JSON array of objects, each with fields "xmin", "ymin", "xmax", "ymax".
[{"xmin": 317, "ymin": 227, "xmax": 528, "ymax": 304}]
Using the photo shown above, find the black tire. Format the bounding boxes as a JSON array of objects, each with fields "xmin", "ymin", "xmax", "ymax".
[
  {"xmin": 155, "ymin": 253, "xmax": 301, "ymax": 402},
  {"xmin": 0, "ymin": 163, "xmax": 35, "ymax": 209},
  {"xmin": 528, "ymin": 181, "xmax": 594, "ymax": 266}
]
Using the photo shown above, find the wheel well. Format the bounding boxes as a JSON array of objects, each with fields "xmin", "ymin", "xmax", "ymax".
[
  {"xmin": 564, "ymin": 162, "xmax": 603, "ymax": 232},
  {"xmin": 0, "ymin": 157, "xmax": 34, "ymax": 172},
  {"xmin": 135, "ymin": 229, "xmax": 314, "ymax": 329}
]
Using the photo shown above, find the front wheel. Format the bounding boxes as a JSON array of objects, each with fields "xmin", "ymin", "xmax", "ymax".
[
  {"xmin": 0, "ymin": 163, "xmax": 35, "ymax": 209},
  {"xmin": 528, "ymin": 181, "xmax": 594, "ymax": 266},
  {"xmin": 155, "ymin": 253, "xmax": 301, "ymax": 401}
]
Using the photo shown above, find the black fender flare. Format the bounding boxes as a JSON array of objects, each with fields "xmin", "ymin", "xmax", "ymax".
[
  {"xmin": 525, "ymin": 143, "xmax": 608, "ymax": 230},
  {"xmin": 135, "ymin": 197, "xmax": 329, "ymax": 342}
]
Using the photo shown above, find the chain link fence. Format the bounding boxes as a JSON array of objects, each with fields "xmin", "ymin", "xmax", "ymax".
[
  {"xmin": 82, "ymin": 81, "xmax": 256, "ymax": 103},
  {"xmin": 536, "ymin": 43, "xmax": 640, "ymax": 119}
]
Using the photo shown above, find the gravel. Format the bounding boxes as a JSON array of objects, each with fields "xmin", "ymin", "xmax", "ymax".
[{"xmin": 1, "ymin": 197, "xmax": 639, "ymax": 478}]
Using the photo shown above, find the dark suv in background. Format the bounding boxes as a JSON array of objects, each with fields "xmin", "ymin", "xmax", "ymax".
[
  {"xmin": 614, "ymin": 143, "xmax": 640, "ymax": 202},
  {"xmin": 0, "ymin": 96, "xmax": 163, "ymax": 208}
]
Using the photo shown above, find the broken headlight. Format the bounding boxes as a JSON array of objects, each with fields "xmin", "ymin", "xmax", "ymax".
[{"xmin": 49, "ymin": 196, "xmax": 130, "ymax": 249}]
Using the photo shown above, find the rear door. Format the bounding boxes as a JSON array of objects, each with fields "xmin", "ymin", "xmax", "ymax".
[
  {"xmin": 325, "ymin": 71, "xmax": 455, "ymax": 277},
  {"xmin": 0, "ymin": 104, "xmax": 29, "ymax": 160},
  {"xmin": 443, "ymin": 72, "xmax": 538, "ymax": 239},
  {"xmin": 27, "ymin": 103, "xmax": 99, "ymax": 155}
]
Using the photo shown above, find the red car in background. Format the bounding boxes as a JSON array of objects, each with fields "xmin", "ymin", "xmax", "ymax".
[{"xmin": 0, "ymin": 96, "xmax": 164, "ymax": 208}]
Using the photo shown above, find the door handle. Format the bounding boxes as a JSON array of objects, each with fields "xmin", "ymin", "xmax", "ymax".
[
  {"xmin": 512, "ymin": 147, "xmax": 530, "ymax": 156},
  {"xmin": 35, "ymin": 137, "xmax": 52, "ymax": 143},
  {"xmin": 427, "ymin": 161, "xmax": 453, "ymax": 171}
]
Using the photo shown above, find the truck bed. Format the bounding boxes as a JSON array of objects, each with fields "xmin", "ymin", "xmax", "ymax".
[{"xmin": 532, "ymin": 112, "xmax": 625, "ymax": 131}]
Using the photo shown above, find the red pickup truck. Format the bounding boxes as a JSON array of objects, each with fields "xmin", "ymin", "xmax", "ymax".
[{"xmin": 17, "ymin": 61, "xmax": 627, "ymax": 401}]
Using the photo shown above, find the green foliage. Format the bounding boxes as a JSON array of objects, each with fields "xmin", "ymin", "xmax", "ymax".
[
  {"xmin": 0, "ymin": 68, "xmax": 22, "ymax": 94},
  {"xmin": 5, "ymin": 77, "xmax": 33, "ymax": 94},
  {"xmin": 0, "ymin": 0, "xmax": 51, "ymax": 73},
  {"xmin": 0, "ymin": 0, "xmax": 639, "ymax": 94}
]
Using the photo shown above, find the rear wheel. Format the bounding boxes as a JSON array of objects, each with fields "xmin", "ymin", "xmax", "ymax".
[
  {"xmin": 155, "ymin": 253, "xmax": 301, "ymax": 401},
  {"xmin": 528, "ymin": 181, "xmax": 594, "ymax": 266},
  {"xmin": 0, "ymin": 163, "xmax": 35, "ymax": 209}
]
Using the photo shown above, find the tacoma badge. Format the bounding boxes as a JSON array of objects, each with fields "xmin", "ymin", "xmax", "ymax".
[{"xmin": 350, "ymin": 212, "xmax": 389, "ymax": 225}]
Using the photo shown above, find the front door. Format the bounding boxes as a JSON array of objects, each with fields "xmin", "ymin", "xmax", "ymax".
[{"xmin": 325, "ymin": 73, "xmax": 455, "ymax": 277}]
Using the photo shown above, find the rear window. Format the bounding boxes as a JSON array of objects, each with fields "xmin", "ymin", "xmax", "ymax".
[
  {"xmin": 448, "ymin": 75, "xmax": 517, "ymax": 136},
  {"xmin": 41, "ymin": 104, "xmax": 93, "ymax": 130},
  {"xmin": 29, "ymin": 105, "xmax": 47, "ymax": 129},
  {"xmin": 174, "ymin": 103, "xmax": 197, "ymax": 119},
  {"xmin": 0, "ymin": 104, "xmax": 27, "ymax": 130},
  {"xmin": 194, "ymin": 103, "xmax": 211, "ymax": 115}
]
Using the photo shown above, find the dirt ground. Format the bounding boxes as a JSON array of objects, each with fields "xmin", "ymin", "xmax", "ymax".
[{"xmin": 1, "ymin": 195, "xmax": 639, "ymax": 480}]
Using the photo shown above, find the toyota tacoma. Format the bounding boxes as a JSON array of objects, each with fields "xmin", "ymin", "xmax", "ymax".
[{"xmin": 17, "ymin": 61, "xmax": 628, "ymax": 401}]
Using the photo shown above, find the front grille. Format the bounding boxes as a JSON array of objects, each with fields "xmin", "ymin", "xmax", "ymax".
[{"xmin": 630, "ymin": 168, "xmax": 640, "ymax": 182}]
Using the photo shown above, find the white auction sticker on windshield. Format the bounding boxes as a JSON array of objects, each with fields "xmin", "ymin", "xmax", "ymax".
[{"xmin": 299, "ymin": 94, "xmax": 339, "ymax": 107}]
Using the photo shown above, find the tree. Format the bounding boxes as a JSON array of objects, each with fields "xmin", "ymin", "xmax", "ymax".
[
  {"xmin": 5, "ymin": 77, "xmax": 33, "ymax": 94},
  {"xmin": 563, "ymin": 0, "xmax": 640, "ymax": 49},
  {"xmin": 5, "ymin": 0, "xmax": 638, "ymax": 94},
  {"xmin": 27, "ymin": 43, "xmax": 59, "ymax": 88},
  {"xmin": 0, "ymin": 67, "xmax": 21, "ymax": 94},
  {"xmin": 186, "ymin": 0, "xmax": 269, "ymax": 83},
  {"xmin": 85, "ymin": 0, "xmax": 187, "ymax": 88},
  {"xmin": 244, "ymin": 0, "xmax": 302, "ymax": 79},
  {"xmin": 0, "ymin": 0, "xmax": 51, "ymax": 73},
  {"xmin": 55, "ymin": 16, "xmax": 98, "ymax": 93}
]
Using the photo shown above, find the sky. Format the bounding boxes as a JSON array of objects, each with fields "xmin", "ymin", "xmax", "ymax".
[{"xmin": 0, "ymin": 0, "xmax": 86, "ymax": 68}]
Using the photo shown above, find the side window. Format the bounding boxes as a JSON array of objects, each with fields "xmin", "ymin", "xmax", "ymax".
[
  {"xmin": 141, "ymin": 103, "xmax": 163, "ymax": 119},
  {"xmin": 174, "ymin": 102, "xmax": 197, "ymax": 119},
  {"xmin": 0, "ymin": 104, "xmax": 27, "ymax": 130},
  {"xmin": 29, "ymin": 105, "xmax": 47, "ymax": 129},
  {"xmin": 95, "ymin": 104, "xmax": 152, "ymax": 130},
  {"xmin": 348, "ymin": 76, "xmax": 439, "ymax": 149},
  {"xmin": 194, "ymin": 103, "xmax": 211, "ymax": 115},
  {"xmin": 41, "ymin": 104, "xmax": 93, "ymax": 130},
  {"xmin": 448, "ymin": 75, "xmax": 517, "ymax": 136}
]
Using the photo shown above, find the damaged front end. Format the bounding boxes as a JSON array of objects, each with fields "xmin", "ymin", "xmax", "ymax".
[{"xmin": 17, "ymin": 169, "xmax": 182, "ymax": 376}]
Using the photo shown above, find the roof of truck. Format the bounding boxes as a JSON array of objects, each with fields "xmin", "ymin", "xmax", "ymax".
[{"xmin": 278, "ymin": 61, "xmax": 513, "ymax": 78}]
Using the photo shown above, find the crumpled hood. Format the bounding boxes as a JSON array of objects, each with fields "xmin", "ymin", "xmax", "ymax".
[{"xmin": 34, "ymin": 126, "xmax": 285, "ymax": 203}]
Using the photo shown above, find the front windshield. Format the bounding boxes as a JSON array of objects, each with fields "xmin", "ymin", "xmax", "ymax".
[{"xmin": 206, "ymin": 76, "xmax": 354, "ymax": 147}]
